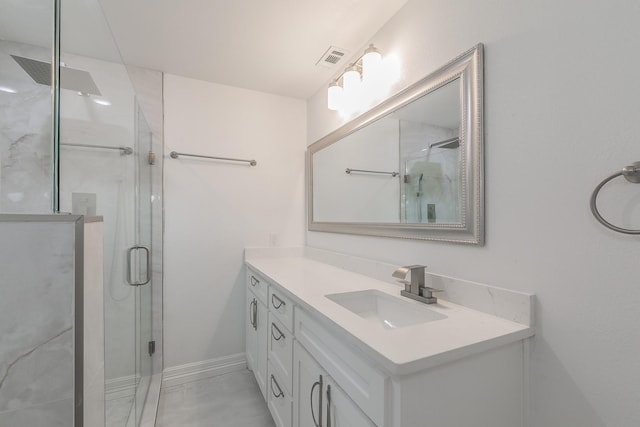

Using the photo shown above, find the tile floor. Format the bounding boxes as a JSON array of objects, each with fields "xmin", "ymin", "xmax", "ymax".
[
  {"xmin": 106, "ymin": 395, "xmax": 134, "ymax": 427},
  {"xmin": 155, "ymin": 370, "xmax": 276, "ymax": 427}
]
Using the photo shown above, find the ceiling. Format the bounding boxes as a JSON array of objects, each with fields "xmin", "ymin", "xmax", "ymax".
[
  {"xmin": 98, "ymin": 0, "xmax": 408, "ymax": 99},
  {"xmin": 1, "ymin": 0, "xmax": 407, "ymax": 99}
]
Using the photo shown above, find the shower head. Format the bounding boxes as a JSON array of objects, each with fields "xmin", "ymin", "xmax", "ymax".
[
  {"xmin": 429, "ymin": 137, "xmax": 459, "ymax": 150},
  {"xmin": 11, "ymin": 55, "xmax": 102, "ymax": 96}
]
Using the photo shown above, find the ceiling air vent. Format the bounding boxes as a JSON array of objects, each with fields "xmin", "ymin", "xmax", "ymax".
[{"xmin": 316, "ymin": 46, "xmax": 348, "ymax": 69}]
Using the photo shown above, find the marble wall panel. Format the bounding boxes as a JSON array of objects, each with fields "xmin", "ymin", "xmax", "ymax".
[
  {"xmin": 0, "ymin": 41, "xmax": 53, "ymax": 214},
  {"xmin": 84, "ymin": 219, "xmax": 105, "ymax": 427},
  {"xmin": 0, "ymin": 217, "xmax": 77, "ymax": 425}
]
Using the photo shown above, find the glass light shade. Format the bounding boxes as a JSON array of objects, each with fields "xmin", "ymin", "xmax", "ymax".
[
  {"xmin": 327, "ymin": 82, "xmax": 343, "ymax": 111},
  {"xmin": 342, "ymin": 66, "xmax": 361, "ymax": 94},
  {"xmin": 362, "ymin": 46, "xmax": 382, "ymax": 82}
]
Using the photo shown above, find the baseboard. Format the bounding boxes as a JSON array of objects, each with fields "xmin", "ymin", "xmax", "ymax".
[{"xmin": 162, "ymin": 353, "xmax": 247, "ymax": 388}]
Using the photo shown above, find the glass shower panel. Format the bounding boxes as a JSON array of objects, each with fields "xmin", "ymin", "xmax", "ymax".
[
  {"xmin": 134, "ymin": 105, "xmax": 153, "ymax": 426},
  {"xmin": 0, "ymin": 0, "xmax": 54, "ymax": 213},
  {"xmin": 58, "ymin": 1, "xmax": 155, "ymax": 426}
]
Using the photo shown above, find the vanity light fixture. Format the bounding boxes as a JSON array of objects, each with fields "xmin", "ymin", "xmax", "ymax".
[{"xmin": 327, "ymin": 44, "xmax": 384, "ymax": 113}]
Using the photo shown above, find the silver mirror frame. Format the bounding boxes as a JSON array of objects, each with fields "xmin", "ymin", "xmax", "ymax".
[{"xmin": 307, "ymin": 43, "xmax": 484, "ymax": 245}]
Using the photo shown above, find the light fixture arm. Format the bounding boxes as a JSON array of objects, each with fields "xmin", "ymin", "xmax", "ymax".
[{"xmin": 331, "ymin": 44, "xmax": 378, "ymax": 85}]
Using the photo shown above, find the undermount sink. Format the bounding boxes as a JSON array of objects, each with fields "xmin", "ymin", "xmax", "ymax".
[{"xmin": 325, "ymin": 289, "xmax": 447, "ymax": 329}]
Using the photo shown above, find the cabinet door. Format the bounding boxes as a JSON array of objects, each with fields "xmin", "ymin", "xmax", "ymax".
[
  {"xmin": 255, "ymin": 298, "xmax": 268, "ymax": 400},
  {"xmin": 325, "ymin": 378, "xmax": 375, "ymax": 427},
  {"xmin": 246, "ymin": 291, "xmax": 258, "ymax": 372},
  {"xmin": 294, "ymin": 342, "xmax": 326, "ymax": 427},
  {"xmin": 268, "ymin": 362, "xmax": 293, "ymax": 427}
]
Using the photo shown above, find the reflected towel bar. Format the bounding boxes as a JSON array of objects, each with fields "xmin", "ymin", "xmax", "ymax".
[
  {"xmin": 345, "ymin": 168, "xmax": 399, "ymax": 177},
  {"xmin": 170, "ymin": 151, "xmax": 257, "ymax": 166},
  {"xmin": 61, "ymin": 143, "xmax": 133, "ymax": 155}
]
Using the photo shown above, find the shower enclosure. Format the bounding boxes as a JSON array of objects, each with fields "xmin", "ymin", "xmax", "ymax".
[{"xmin": 0, "ymin": 0, "xmax": 163, "ymax": 426}]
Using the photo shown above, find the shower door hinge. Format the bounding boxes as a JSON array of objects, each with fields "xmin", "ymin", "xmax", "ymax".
[
  {"xmin": 148, "ymin": 340, "xmax": 156, "ymax": 356},
  {"xmin": 148, "ymin": 151, "xmax": 156, "ymax": 165}
]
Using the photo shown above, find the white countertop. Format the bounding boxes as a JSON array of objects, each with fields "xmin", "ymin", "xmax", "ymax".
[{"xmin": 245, "ymin": 252, "xmax": 534, "ymax": 376}]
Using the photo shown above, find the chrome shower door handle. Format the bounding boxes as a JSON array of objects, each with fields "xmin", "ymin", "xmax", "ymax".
[{"xmin": 126, "ymin": 245, "xmax": 151, "ymax": 286}]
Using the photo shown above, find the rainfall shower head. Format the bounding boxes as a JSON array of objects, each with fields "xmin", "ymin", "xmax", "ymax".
[
  {"xmin": 429, "ymin": 137, "xmax": 460, "ymax": 150},
  {"xmin": 11, "ymin": 55, "xmax": 102, "ymax": 96}
]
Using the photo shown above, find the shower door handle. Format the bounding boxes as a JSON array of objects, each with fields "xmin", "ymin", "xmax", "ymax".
[{"xmin": 126, "ymin": 245, "xmax": 151, "ymax": 286}]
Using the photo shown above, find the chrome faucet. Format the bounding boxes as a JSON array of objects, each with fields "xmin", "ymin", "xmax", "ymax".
[{"xmin": 392, "ymin": 265, "xmax": 440, "ymax": 304}]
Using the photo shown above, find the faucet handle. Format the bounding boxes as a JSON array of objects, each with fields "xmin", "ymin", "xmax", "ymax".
[
  {"xmin": 420, "ymin": 286, "xmax": 443, "ymax": 299},
  {"xmin": 395, "ymin": 278, "xmax": 412, "ymax": 292}
]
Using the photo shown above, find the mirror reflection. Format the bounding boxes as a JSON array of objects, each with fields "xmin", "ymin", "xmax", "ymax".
[
  {"xmin": 312, "ymin": 79, "xmax": 461, "ymax": 224},
  {"xmin": 398, "ymin": 79, "xmax": 461, "ymax": 223},
  {"xmin": 308, "ymin": 44, "xmax": 483, "ymax": 244}
]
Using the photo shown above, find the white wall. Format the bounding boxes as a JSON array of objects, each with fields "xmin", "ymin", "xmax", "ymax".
[
  {"xmin": 307, "ymin": 1, "xmax": 640, "ymax": 426},
  {"xmin": 163, "ymin": 74, "xmax": 306, "ymax": 369}
]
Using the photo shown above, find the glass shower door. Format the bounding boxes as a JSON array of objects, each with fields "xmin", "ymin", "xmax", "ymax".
[{"xmin": 59, "ymin": 103, "xmax": 155, "ymax": 427}]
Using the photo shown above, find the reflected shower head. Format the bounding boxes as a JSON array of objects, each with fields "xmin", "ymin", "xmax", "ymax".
[{"xmin": 429, "ymin": 137, "xmax": 459, "ymax": 150}]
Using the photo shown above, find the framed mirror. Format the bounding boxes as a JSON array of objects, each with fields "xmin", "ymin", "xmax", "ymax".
[{"xmin": 307, "ymin": 44, "xmax": 484, "ymax": 244}]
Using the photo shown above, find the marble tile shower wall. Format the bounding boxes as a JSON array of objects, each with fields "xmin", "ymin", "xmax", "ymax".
[
  {"xmin": 0, "ymin": 219, "xmax": 76, "ymax": 426},
  {"xmin": 0, "ymin": 41, "xmax": 53, "ymax": 214}
]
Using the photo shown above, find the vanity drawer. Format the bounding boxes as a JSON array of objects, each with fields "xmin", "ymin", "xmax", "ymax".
[
  {"xmin": 268, "ymin": 286, "xmax": 294, "ymax": 331},
  {"xmin": 295, "ymin": 307, "xmax": 387, "ymax": 427},
  {"xmin": 268, "ymin": 313, "xmax": 293, "ymax": 394},
  {"xmin": 247, "ymin": 268, "xmax": 268, "ymax": 305},
  {"xmin": 268, "ymin": 361, "xmax": 292, "ymax": 427}
]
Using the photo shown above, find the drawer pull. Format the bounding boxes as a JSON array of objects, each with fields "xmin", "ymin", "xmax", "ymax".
[
  {"xmin": 271, "ymin": 293, "xmax": 286, "ymax": 310},
  {"xmin": 250, "ymin": 275, "xmax": 259, "ymax": 287},
  {"xmin": 270, "ymin": 374, "xmax": 284, "ymax": 399},
  {"xmin": 271, "ymin": 322, "xmax": 285, "ymax": 341},
  {"xmin": 310, "ymin": 374, "xmax": 323, "ymax": 427}
]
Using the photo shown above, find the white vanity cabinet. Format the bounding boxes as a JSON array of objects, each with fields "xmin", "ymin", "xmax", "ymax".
[
  {"xmin": 294, "ymin": 341, "xmax": 375, "ymax": 427},
  {"xmin": 246, "ymin": 269, "xmax": 268, "ymax": 400},
  {"xmin": 267, "ymin": 294, "xmax": 295, "ymax": 427},
  {"xmin": 248, "ymin": 268, "xmax": 296, "ymax": 427},
  {"xmin": 245, "ymin": 257, "xmax": 531, "ymax": 427}
]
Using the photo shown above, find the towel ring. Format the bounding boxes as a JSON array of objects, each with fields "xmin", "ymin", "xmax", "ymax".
[{"xmin": 590, "ymin": 161, "xmax": 640, "ymax": 234}]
